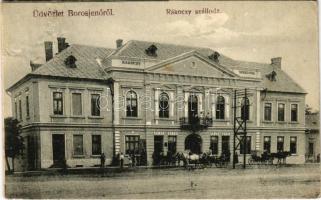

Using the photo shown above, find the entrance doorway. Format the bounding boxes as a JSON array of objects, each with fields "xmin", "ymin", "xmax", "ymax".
[
  {"xmin": 52, "ymin": 134, "xmax": 65, "ymax": 167},
  {"xmin": 185, "ymin": 134, "xmax": 202, "ymax": 154},
  {"xmin": 153, "ymin": 136, "xmax": 163, "ymax": 165}
]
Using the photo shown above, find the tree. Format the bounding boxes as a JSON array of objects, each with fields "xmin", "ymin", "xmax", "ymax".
[
  {"xmin": 305, "ymin": 104, "xmax": 313, "ymax": 115},
  {"xmin": 5, "ymin": 117, "xmax": 24, "ymax": 173}
]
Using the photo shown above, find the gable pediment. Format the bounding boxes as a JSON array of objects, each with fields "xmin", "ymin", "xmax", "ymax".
[{"xmin": 146, "ymin": 52, "xmax": 237, "ymax": 78}]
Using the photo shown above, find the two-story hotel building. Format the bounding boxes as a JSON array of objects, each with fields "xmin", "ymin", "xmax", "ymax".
[{"xmin": 7, "ymin": 38, "xmax": 307, "ymax": 170}]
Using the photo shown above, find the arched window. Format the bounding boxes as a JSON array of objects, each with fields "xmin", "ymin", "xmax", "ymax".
[
  {"xmin": 241, "ymin": 97, "xmax": 250, "ymax": 120},
  {"xmin": 126, "ymin": 90, "xmax": 138, "ymax": 117},
  {"xmin": 216, "ymin": 96, "xmax": 225, "ymax": 119},
  {"xmin": 159, "ymin": 92, "xmax": 169, "ymax": 118}
]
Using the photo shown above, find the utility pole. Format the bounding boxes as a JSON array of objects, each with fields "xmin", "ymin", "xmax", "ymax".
[{"xmin": 232, "ymin": 88, "xmax": 248, "ymax": 169}]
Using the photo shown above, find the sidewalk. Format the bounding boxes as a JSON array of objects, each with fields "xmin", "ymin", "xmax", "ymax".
[{"xmin": 8, "ymin": 163, "xmax": 320, "ymax": 177}]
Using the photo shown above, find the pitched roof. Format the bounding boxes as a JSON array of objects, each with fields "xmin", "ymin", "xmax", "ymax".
[
  {"xmin": 113, "ymin": 40, "xmax": 305, "ymax": 93},
  {"xmin": 15, "ymin": 40, "xmax": 305, "ymax": 94},
  {"xmin": 31, "ymin": 44, "xmax": 114, "ymax": 80}
]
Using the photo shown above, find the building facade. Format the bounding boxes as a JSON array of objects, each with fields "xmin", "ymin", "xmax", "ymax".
[
  {"xmin": 305, "ymin": 112, "xmax": 320, "ymax": 162},
  {"xmin": 7, "ymin": 38, "xmax": 307, "ymax": 170}
]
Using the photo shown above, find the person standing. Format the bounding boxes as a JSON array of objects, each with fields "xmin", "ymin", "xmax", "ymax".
[
  {"xmin": 119, "ymin": 152, "xmax": 124, "ymax": 169},
  {"xmin": 100, "ymin": 153, "xmax": 106, "ymax": 168}
]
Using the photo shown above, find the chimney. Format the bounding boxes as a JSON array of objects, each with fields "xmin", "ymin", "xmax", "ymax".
[
  {"xmin": 271, "ymin": 57, "xmax": 282, "ymax": 68},
  {"xmin": 44, "ymin": 41, "xmax": 53, "ymax": 61},
  {"xmin": 57, "ymin": 37, "xmax": 66, "ymax": 53},
  {"xmin": 116, "ymin": 39, "xmax": 123, "ymax": 48},
  {"xmin": 30, "ymin": 61, "xmax": 41, "ymax": 71}
]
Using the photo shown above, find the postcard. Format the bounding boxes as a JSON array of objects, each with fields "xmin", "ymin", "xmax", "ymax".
[{"xmin": 2, "ymin": 1, "xmax": 320, "ymax": 199}]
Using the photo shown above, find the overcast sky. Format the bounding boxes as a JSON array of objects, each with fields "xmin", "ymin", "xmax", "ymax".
[{"xmin": 2, "ymin": 1, "xmax": 319, "ymax": 117}]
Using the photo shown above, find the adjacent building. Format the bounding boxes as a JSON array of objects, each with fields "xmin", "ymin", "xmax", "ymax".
[
  {"xmin": 305, "ymin": 112, "xmax": 320, "ymax": 162},
  {"xmin": 7, "ymin": 38, "xmax": 307, "ymax": 170}
]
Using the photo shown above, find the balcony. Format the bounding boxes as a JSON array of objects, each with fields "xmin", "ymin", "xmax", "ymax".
[{"xmin": 179, "ymin": 116, "xmax": 213, "ymax": 132}]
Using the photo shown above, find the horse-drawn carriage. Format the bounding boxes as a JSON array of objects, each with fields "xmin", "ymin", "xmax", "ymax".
[
  {"xmin": 248, "ymin": 150, "xmax": 291, "ymax": 165},
  {"xmin": 153, "ymin": 151, "xmax": 230, "ymax": 169}
]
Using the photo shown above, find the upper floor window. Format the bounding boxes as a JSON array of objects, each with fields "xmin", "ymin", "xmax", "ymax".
[
  {"xmin": 159, "ymin": 92, "xmax": 169, "ymax": 118},
  {"xmin": 91, "ymin": 94, "xmax": 100, "ymax": 116},
  {"xmin": 291, "ymin": 104, "xmax": 298, "ymax": 122},
  {"xmin": 72, "ymin": 93, "xmax": 82, "ymax": 116},
  {"xmin": 26, "ymin": 96, "xmax": 30, "ymax": 118},
  {"xmin": 278, "ymin": 103, "xmax": 285, "ymax": 121},
  {"xmin": 241, "ymin": 97, "xmax": 250, "ymax": 121},
  {"xmin": 53, "ymin": 92, "xmax": 63, "ymax": 115},
  {"xmin": 216, "ymin": 96, "xmax": 225, "ymax": 120},
  {"xmin": 19, "ymin": 99, "xmax": 22, "ymax": 121},
  {"xmin": 264, "ymin": 103, "xmax": 272, "ymax": 121},
  {"xmin": 126, "ymin": 91, "xmax": 138, "ymax": 117}
]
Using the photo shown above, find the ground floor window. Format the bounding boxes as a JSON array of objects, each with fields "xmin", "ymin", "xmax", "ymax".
[
  {"xmin": 240, "ymin": 136, "xmax": 251, "ymax": 154},
  {"xmin": 210, "ymin": 136, "xmax": 218, "ymax": 154},
  {"xmin": 263, "ymin": 136, "xmax": 271, "ymax": 153},
  {"xmin": 92, "ymin": 135, "xmax": 101, "ymax": 155},
  {"xmin": 277, "ymin": 136, "xmax": 284, "ymax": 152},
  {"xmin": 168, "ymin": 136, "xmax": 177, "ymax": 154},
  {"xmin": 125, "ymin": 135, "xmax": 140, "ymax": 155},
  {"xmin": 73, "ymin": 135, "xmax": 84, "ymax": 156},
  {"xmin": 290, "ymin": 136, "xmax": 297, "ymax": 154},
  {"xmin": 308, "ymin": 142, "xmax": 314, "ymax": 155},
  {"xmin": 222, "ymin": 136, "xmax": 230, "ymax": 155}
]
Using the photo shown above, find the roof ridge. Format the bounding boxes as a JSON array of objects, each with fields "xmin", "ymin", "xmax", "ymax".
[{"xmin": 128, "ymin": 39, "xmax": 213, "ymax": 51}]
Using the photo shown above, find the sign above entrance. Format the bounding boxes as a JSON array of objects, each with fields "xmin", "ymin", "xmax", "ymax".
[{"xmin": 154, "ymin": 131, "xmax": 178, "ymax": 136}]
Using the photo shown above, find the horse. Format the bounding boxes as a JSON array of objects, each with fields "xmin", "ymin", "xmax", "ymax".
[{"xmin": 270, "ymin": 151, "xmax": 291, "ymax": 164}]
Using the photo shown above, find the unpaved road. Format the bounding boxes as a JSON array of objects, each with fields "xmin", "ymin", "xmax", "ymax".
[{"xmin": 5, "ymin": 165, "xmax": 321, "ymax": 199}]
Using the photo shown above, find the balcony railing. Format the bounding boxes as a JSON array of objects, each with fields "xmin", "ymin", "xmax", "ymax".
[{"xmin": 179, "ymin": 116, "xmax": 213, "ymax": 132}]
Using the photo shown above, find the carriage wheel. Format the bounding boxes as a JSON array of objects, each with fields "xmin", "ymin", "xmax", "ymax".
[{"xmin": 248, "ymin": 158, "xmax": 253, "ymax": 165}]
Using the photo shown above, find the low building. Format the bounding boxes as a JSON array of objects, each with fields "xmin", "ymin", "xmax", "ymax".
[
  {"xmin": 305, "ymin": 112, "xmax": 320, "ymax": 162},
  {"xmin": 7, "ymin": 38, "xmax": 307, "ymax": 170}
]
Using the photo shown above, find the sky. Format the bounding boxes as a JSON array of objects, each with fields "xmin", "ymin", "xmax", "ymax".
[{"xmin": 1, "ymin": 1, "xmax": 319, "ymax": 117}]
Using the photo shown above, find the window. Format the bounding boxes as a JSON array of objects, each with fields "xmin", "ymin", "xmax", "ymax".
[
  {"xmin": 291, "ymin": 104, "xmax": 298, "ymax": 122},
  {"xmin": 92, "ymin": 135, "xmax": 101, "ymax": 155},
  {"xmin": 159, "ymin": 92, "xmax": 169, "ymax": 118},
  {"xmin": 125, "ymin": 135, "xmax": 140, "ymax": 155},
  {"xmin": 290, "ymin": 136, "xmax": 297, "ymax": 154},
  {"xmin": 277, "ymin": 136, "xmax": 284, "ymax": 152},
  {"xmin": 26, "ymin": 96, "xmax": 30, "ymax": 118},
  {"xmin": 210, "ymin": 136, "xmax": 218, "ymax": 154},
  {"xmin": 53, "ymin": 92, "xmax": 63, "ymax": 115},
  {"xmin": 72, "ymin": 93, "xmax": 82, "ymax": 116},
  {"xmin": 264, "ymin": 103, "xmax": 272, "ymax": 121},
  {"xmin": 19, "ymin": 99, "xmax": 22, "ymax": 120},
  {"xmin": 168, "ymin": 136, "xmax": 177, "ymax": 154},
  {"xmin": 222, "ymin": 136, "xmax": 230, "ymax": 154},
  {"xmin": 14, "ymin": 100, "xmax": 17, "ymax": 119},
  {"xmin": 216, "ymin": 96, "xmax": 225, "ymax": 120},
  {"xmin": 240, "ymin": 136, "xmax": 251, "ymax": 154},
  {"xmin": 241, "ymin": 98, "xmax": 250, "ymax": 120},
  {"xmin": 91, "ymin": 94, "xmax": 100, "ymax": 116},
  {"xmin": 308, "ymin": 143, "xmax": 314, "ymax": 155},
  {"xmin": 126, "ymin": 91, "xmax": 138, "ymax": 117},
  {"xmin": 73, "ymin": 135, "xmax": 83, "ymax": 156},
  {"xmin": 278, "ymin": 103, "xmax": 285, "ymax": 121},
  {"xmin": 263, "ymin": 136, "xmax": 271, "ymax": 153}
]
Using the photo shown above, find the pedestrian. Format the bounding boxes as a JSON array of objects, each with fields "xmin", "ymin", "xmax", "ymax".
[
  {"xmin": 100, "ymin": 153, "xmax": 106, "ymax": 168},
  {"xmin": 119, "ymin": 152, "xmax": 124, "ymax": 169}
]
